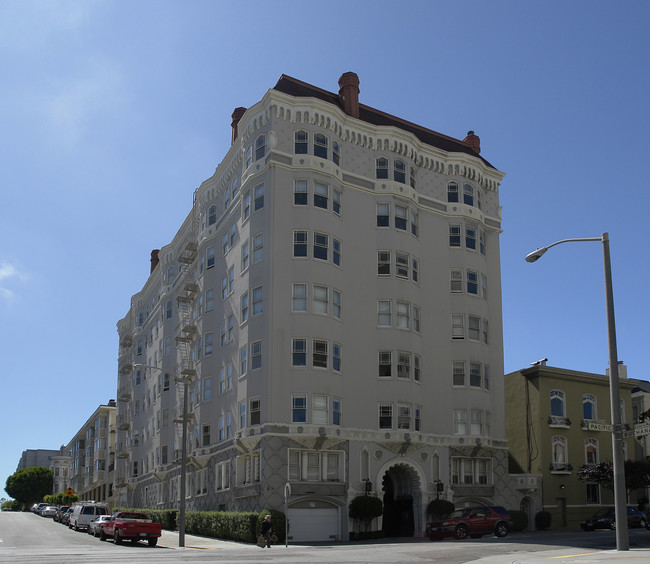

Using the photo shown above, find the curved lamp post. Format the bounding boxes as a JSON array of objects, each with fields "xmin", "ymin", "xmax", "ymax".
[
  {"xmin": 133, "ymin": 363, "xmax": 188, "ymax": 548},
  {"xmin": 525, "ymin": 232, "xmax": 628, "ymax": 551}
]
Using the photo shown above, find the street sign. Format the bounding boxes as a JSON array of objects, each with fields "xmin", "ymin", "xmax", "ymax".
[
  {"xmin": 634, "ymin": 423, "xmax": 650, "ymax": 437},
  {"xmin": 586, "ymin": 421, "xmax": 612, "ymax": 432}
]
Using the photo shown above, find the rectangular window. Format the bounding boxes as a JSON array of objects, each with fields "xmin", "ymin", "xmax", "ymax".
[
  {"xmin": 378, "ymin": 251, "xmax": 391, "ymax": 275},
  {"xmin": 412, "ymin": 257, "xmax": 419, "ymax": 283},
  {"xmin": 395, "ymin": 252, "xmax": 409, "ymax": 279},
  {"xmin": 207, "ymin": 246, "xmax": 215, "ymax": 268},
  {"xmin": 377, "ymin": 203, "xmax": 390, "ymax": 227},
  {"xmin": 333, "ymin": 398, "xmax": 341, "ymax": 425},
  {"xmin": 449, "ymin": 225, "xmax": 461, "ymax": 247},
  {"xmin": 586, "ymin": 483, "xmax": 600, "ymax": 504},
  {"xmin": 251, "ymin": 340, "xmax": 262, "ymax": 369},
  {"xmin": 483, "ymin": 365, "xmax": 490, "ymax": 390},
  {"xmin": 396, "ymin": 301, "xmax": 410, "ymax": 329},
  {"xmin": 239, "ymin": 400, "xmax": 246, "ymax": 429},
  {"xmin": 468, "ymin": 316, "xmax": 480, "ymax": 340},
  {"xmin": 466, "ymin": 226, "xmax": 477, "ymax": 249},
  {"xmin": 227, "ymin": 314, "xmax": 234, "ymax": 341},
  {"xmin": 241, "ymin": 240, "xmax": 249, "ymax": 271},
  {"xmin": 378, "ymin": 300, "xmax": 391, "ymax": 326},
  {"xmin": 202, "ymin": 424, "xmax": 210, "ymax": 447},
  {"xmin": 294, "ymin": 180, "xmax": 308, "ymax": 205},
  {"xmin": 394, "ymin": 205, "xmax": 407, "ymax": 230},
  {"xmin": 240, "ymin": 344, "xmax": 247, "ymax": 375},
  {"xmin": 332, "ymin": 343, "xmax": 341, "ymax": 372},
  {"xmin": 332, "ymin": 290, "xmax": 341, "ymax": 319},
  {"xmin": 411, "ymin": 211, "xmax": 418, "ymax": 237},
  {"xmin": 204, "ymin": 332, "xmax": 213, "ymax": 356},
  {"xmin": 470, "ymin": 410, "xmax": 482, "ymax": 435},
  {"xmin": 467, "ymin": 270, "xmax": 478, "ymax": 294},
  {"xmin": 451, "ymin": 268, "xmax": 463, "ymax": 293},
  {"xmin": 379, "ymin": 403, "xmax": 393, "ymax": 429},
  {"xmin": 241, "ymin": 292, "xmax": 249, "ymax": 322},
  {"xmin": 314, "ymin": 182, "xmax": 328, "ymax": 209},
  {"xmin": 453, "ymin": 410, "xmax": 467, "ymax": 434},
  {"xmin": 452, "ymin": 314, "xmax": 464, "ymax": 339},
  {"xmin": 333, "ymin": 238, "xmax": 341, "ymax": 266},
  {"xmin": 254, "ymin": 184, "xmax": 264, "ymax": 211},
  {"xmin": 313, "ymin": 232, "xmax": 328, "ymax": 260},
  {"xmin": 376, "ymin": 157, "xmax": 389, "ymax": 179},
  {"xmin": 293, "ymin": 230, "xmax": 308, "ymax": 257},
  {"xmin": 252, "ymin": 286, "xmax": 263, "ymax": 314},
  {"xmin": 413, "ymin": 305, "xmax": 420, "ymax": 333},
  {"xmin": 205, "ymin": 289, "xmax": 214, "ymax": 312},
  {"xmin": 255, "ymin": 135, "xmax": 265, "ymax": 160},
  {"xmin": 398, "ymin": 403, "xmax": 411, "ymax": 429},
  {"xmin": 216, "ymin": 461, "xmax": 230, "ymax": 491},
  {"xmin": 379, "ymin": 351, "xmax": 392, "ymax": 378},
  {"xmin": 333, "ymin": 189, "xmax": 341, "ymax": 215},
  {"xmin": 203, "ymin": 377, "xmax": 212, "ymax": 401},
  {"xmin": 243, "ymin": 192, "xmax": 251, "ymax": 219},
  {"xmin": 250, "ymin": 397, "xmax": 260, "ymax": 425},
  {"xmin": 482, "ymin": 319, "xmax": 489, "ymax": 344},
  {"xmin": 453, "ymin": 361, "xmax": 465, "ymax": 386},
  {"xmin": 292, "ymin": 283, "xmax": 307, "ymax": 311},
  {"xmin": 415, "ymin": 405, "xmax": 422, "ymax": 431},
  {"xmin": 292, "ymin": 395, "xmax": 307, "ymax": 423},
  {"xmin": 313, "ymin": 284, "xmax": 328, "ymax": 314},
  {"xmin": 312, "ymin": 394, "xmax": 328, "ymax": 424},
  {"xmin": 470, "ymin": 362, "xmax": 482, "ymax": 387},
  {"xmin": 313, "ymin": 339, "xmax": 328, "ymax": 368},
  {"xmin": 448, "ymin": 182, "xmax": 459, "ymax": 202},
  {"xmin": 292, "ymin": 338, "xmax": 307, "ymax": 367},
  {"xmin": 414, "ymin": 354, "xmax": 421, "ymax": 382},
  {"xmin": 397, "ymin": 351, "xmax": 410, "ymax": 379}
]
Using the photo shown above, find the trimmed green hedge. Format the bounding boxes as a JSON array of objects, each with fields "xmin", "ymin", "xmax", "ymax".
[{"xmin": 115, "ymin": 508, "xmax": 284, "ymax": 543}]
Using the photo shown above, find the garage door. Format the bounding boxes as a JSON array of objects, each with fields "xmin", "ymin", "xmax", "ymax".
[{"xmin": 288, "ymin": 507, "xmax": 338, "ymax": 542}]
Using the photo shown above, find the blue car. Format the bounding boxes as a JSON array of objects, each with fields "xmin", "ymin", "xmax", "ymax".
[{"xmin": 580, "ymin": 507, "xmax": 648, "ymax": 531}]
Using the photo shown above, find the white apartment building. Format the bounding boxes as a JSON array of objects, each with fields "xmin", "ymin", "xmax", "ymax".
[
  {"xmin": 66, "ymin": 401, "xmax": 117, "ymax": 505},
  {"xmin": 115, "ymin": 72, "xmax": 507, "ymax": 541}
]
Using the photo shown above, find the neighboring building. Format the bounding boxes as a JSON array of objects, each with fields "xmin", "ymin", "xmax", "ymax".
[
  {"xmin": 66, "ymin": 400, "xmax": 117, "ymax": 505},
  {"xmin": 50, "ymin": 446, "xmax": 71, "ymax": 495},
  {"xmin": 16, "ymin": 448, "xmax": 62, "ymax": 472},
  {"xmin": 115, "ymin": 72, "xmax": 507, "ymax": 540},
  {"xmin": 505, "ymin": 363, "xmax": 636, "ymax": 529},
  {"xmin": 631, "ymin": 378, "xmax": 650, "ymax": 505}
]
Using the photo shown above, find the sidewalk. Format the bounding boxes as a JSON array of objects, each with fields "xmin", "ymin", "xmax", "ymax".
[{"xmin": 473, "ymin": 547, "xmax": 650, "ymax": 563}]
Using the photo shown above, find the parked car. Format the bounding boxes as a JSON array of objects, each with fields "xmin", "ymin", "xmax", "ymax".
[
  {"xmin": 88, "ymin": 515, "xmax": 112, "ymax": 537},
  {"xmin": 34, "ymin": 503, "xmax": 48, "ymax": 515},
  {"xmin": 426, "ymin": 506, "xmax": 512, "ymax": 540},
  {"xmin": 40, "ymin": 505, "xmax": 59, "ymax": 518},
  {"xmin": 53, "ymin": 506, "xmax": 70, "ymax": 522},
  {"xmin": 100, "ymin": 512, "xmax": 162, "ymax": 547},
  {"xmin": 30, "ymin": 504, "xmax": 40, "ymax": 513},
  {"xmin": 580, "ymin": 507, "xmax": 648, "ymax": 531},
  {"xmin": 69, "ymin": 502, "xmax": 109, "ymax": 531},
  {"xmin": 60, "ymin": 507, "xmax": 74, "ymax": 525}
]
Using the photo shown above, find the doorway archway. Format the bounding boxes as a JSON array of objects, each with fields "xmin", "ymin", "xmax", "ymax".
[{"xmin": 379, "ymin": 462, "xmax": 422, "ymax": 537}]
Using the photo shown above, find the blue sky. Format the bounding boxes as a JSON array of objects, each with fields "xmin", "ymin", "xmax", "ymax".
[{"xmin": 1, "ymin": 0, "xmax": 649, "ymax": 495}]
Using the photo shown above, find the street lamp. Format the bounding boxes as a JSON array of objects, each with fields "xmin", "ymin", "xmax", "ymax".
[
  {"xmin": 525, "ymin": 232, "xmax": 628, "ymax": 551},
  {"xmin": 133, "ymin": 363, "xmax": 189, "ymax": 548}
]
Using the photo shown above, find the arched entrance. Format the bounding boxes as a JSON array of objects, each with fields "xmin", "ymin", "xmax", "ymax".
[{"xmin": 380, "ymin": 462, "xmax": 422, "ymax": 537}]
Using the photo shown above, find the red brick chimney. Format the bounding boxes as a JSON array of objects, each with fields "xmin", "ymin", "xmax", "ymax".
[
  {"xmin": 463, "ymin": 130, "xmax": 481, "ymax": 154},
  {"xmin": 150, "ymin": 249, "xmax": 160, "ymax": 274},
  {"xmin": 231, "ymin": 107, "xmax": 247, "ymax": 144},
  {"xmin": 338, "ymin": 72, "xmax": 360, "ymax": 118}
]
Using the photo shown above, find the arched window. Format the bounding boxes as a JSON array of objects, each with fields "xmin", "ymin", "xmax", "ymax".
[
  {"xmin": 550, "ymin": 389, "xmax": 565, "ymax": 417},
  {"xmin": 208, "ymin": 205, "xmax": 217, "ymax": 226},
  {"xmin": 552, "ymin": 435, "xmax": 567, "ymax": 464},
  {"xmin": 166, "ymin": 266, "xmax": 175, "ymax": 283},
  {"xmin": 255, "ymin": 135, "xmax": 265, "ymax": 161},
  {"xmin": 376, "ymin": 157, "xmax": 389, "ymax": 179},
  {"xmin": 447, "ymin": 182, "xmax": 459, "ymax": 202},
  {"xmin": 585, "ymin": 438, "xmax": 599, "ymax": 465},
  {"xmin": 393, "ymin": 159, "xmax": 406, "ymax": 183},
  {"xmin": 314, "ymin": 133, "xmax": 328, "ymax": 158},
  {"xmin": 582, "ymin": 394, "xmax": 597, "ymax": 421},
  {"xmin": 333, "ymin": 141, "xmax": 340, "ymax": 165},
  {"xmin": 463, "ymin": 184, "xmax": 475, "ymax": 206},
  {"xmin": 294, "ymin": 130, "xmax": 308, "ymax": 154}
]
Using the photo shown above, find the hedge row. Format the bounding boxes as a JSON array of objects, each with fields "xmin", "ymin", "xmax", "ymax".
[{"xmin": 114, "ymin": 508, "xmax": 285, "ymax": 543}]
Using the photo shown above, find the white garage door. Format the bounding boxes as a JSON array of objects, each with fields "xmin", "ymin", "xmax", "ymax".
[{"xmin": 288, "ymin": 507, "xmax": 338, "ymax": 542}]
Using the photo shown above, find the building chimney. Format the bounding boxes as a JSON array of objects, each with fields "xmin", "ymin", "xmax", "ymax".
[
  {"xmin": 150, "ymin": 249, "xmax": 160, "ymax": 274},
  {"xmin": 231, "ymin": 107, "xmax": 247, "ymax": 144},
  {"xmin": 338, "ymin": 72, "xmax": 360, "ymax": 118},
  {"xmin": 463, "ymin": 130, "xmax": 481, "ymax": 154}
]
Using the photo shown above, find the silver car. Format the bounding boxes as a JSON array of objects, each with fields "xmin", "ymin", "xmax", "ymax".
[
  {"xmin": 40, "ymin": 506, "xmax": 58, "ymax": 518},
  {"xmin": 88, "ymin": 515, "xmax": 112, "ymax": 537}
]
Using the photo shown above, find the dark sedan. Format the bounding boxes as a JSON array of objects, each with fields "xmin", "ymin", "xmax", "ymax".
[{"xmin": 580, "ymin": 507, "xmax": 648, "ymax": 531}]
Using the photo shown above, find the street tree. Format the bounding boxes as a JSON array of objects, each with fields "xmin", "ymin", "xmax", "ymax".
[{"xmin": 5, "ymin": 467, "xmax": 53, "ymax": 506}]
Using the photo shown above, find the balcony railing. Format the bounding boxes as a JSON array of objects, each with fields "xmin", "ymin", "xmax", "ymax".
[
  {"xmin": 549, "ymin": 462, "xmax": 573, "ymax": 473},
  {"xmin": 548, "ymin": 415, "xmax": 571, "ymax": 427}
]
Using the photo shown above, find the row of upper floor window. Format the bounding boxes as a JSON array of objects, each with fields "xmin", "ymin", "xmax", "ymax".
[
  {"xmin": 549, "ymin": 389, "xmax": 626, "ymax": 424},
  {"xmin": 551, "ymin": 435, "xmax": 629, "ymax": 470},
  {"xmin": 453, "ymin": 408, "xmax": 492, "ymax": 436}
]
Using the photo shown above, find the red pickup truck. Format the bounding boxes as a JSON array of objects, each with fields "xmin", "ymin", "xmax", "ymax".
[{"xmin": 99, "ymin": 511, "xmax": 162, "ymax": 547}]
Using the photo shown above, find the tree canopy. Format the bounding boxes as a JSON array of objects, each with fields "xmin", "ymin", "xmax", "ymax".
[
  {"xmin": 577, "ymin": 459, "xmax": 650, "ymax": 492},
  {"xmin": 5, "ymin": 467, "xmax": 53, "ymax": 505}
]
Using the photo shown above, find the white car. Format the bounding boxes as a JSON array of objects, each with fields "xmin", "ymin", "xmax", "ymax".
[
  {"xmin": 88, "ymin": 515, "xmax": 112, "ymax": 537},
  {"xmin": 40, "ymin": 506, "xmax": 58, "ymax": 518}
]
